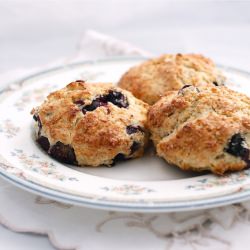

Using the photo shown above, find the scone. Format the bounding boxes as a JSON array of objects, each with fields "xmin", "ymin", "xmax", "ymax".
[
  {"xmin": 118, "ymin": 53, "xmax": 225, "ymax": 105},
  {"xmin": 147, "ymin": 85, "xmax": 250, "ymax": 174},
  {"xmin": 31, "ymin": 80, "xmax": 149, "ymax": 167}
]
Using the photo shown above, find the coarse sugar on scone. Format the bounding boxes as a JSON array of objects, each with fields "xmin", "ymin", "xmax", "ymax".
[
  {"xmin": 147, "ymin": 85, "xmax": 250, "ymax": 174},
  {"xmin": 118, "ymin": 53, "xmax": 225, "ymax": 105},
  {"xmin": 31, "ymin": 80, "xmax": 149, "ymax": 167}
]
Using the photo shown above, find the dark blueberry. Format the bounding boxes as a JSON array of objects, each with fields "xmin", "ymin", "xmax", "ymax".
[
  {"xmin": 126, "ymin": 125, "xmax": 144, "ymax": 135},
  {"xmin": 74, "ymin": 100, "xmax": 85, "ymax": 111},
  {"xmin": 33, "ymin": 114, "xmax": 42, "ymax": 128},
  {"xmin": 112, "ymin": 153, "xmax": 127, "ymax": 164},
  {"xmin": 81, "ymin": 91, "xmax": 129, "ymax": 114},
  {"xmin": 37, "ymin": 117, "xmax": 42, "ymax": 130},
  {"xmin": 33, "ymin": 114, "xmax": 38, "ymax": 122},
  {"xmin": 213, "ymin": 81, "xmax": 219, "ymax": 86},
  {"xmin": 49, "ymin": 142, "xmax": 77, "ymax": 164},
  {"xmin": 106, "ymin": 91, "xmax": 129, "ymax": 108},
  {"xmin": 33, "ymin": 114, "xmax": 42, "ymax": 136},
  {"xmin": 225, "ymin": 133, "xmax": 249, "ymax": 162},
  {"xmin": 178, "ymin": 85, "xmax": 192, "ymax": 94},
  {"xmin": 81, "ymin": 90, "xmax": 128, "ymax": 114},
  {"xmin": 37, "ymin": 136, "xmax": 50, "ymax": 151},
  {"xmin": 74, "ymin": 100, "xmax": 85, "ymax": 106},
  {"xmin": 130, "ymin": 141, "xmax": 140, "ymax": 155},
  {"xmin": 82, "ymin": 96, "xmax": 107, "ymax": 114}
]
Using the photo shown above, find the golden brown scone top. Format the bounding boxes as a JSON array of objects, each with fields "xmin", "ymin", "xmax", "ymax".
[
  {"xmin": 32, "ymin": 81, "xmax": 149, "ymax": 167},
  {"xmin": 147, "ymin": 85, "xmax": 250, "ymax": 174},
  {"xmin": 118, "ymin": 53, "xmax": 226, "ymax": 105}
]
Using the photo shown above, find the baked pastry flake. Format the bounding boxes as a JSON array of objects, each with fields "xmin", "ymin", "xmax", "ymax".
[
  {"xmin": 32, "ymin": 81, "xmax": 149, "ymax": 167},
  {"xmin": 118, "ymin": 54, "xmax": 225, "ymax": 105},
  {"xmin": 147, "ymin": 85, "xmax": 250, "ymax": 174}
]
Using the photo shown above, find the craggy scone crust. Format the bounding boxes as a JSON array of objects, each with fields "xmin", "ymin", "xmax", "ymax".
[
  {"xmin": 147, "ymin": 85, "xmax": 250, "ymax": 174},
  {"xmin": 118, "ymin": 54, "xmax": 225, "ymax": 105},
  {"xmin": 31, "ymin": 81, "xmax": 149, "ymax": 167}
]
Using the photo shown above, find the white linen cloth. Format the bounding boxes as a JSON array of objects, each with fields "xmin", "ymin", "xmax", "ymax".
[{"xmin": 1, "ymin": 30, "xmax": 250, "ymax": 250}]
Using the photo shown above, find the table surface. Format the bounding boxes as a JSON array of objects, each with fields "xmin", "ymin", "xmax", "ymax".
[{"xmin": 1, "ymin": 1, "xmax": 250, "ymax": 249}]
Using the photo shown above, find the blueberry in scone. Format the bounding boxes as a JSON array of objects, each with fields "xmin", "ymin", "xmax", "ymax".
[
  {"xmin": 147, "ymin": 85, "xmax": 250, "ymax": 174},
  {"xmin": 118, "ymin": 53, "xmax": 225, "ymax": 105},
  {"xmin": 31, "ymin": 81, "xmax": 149, "ymax": 167}
]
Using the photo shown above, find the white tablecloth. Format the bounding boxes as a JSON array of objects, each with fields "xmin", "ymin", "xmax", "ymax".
[{"xmin": 1, "ymin": 1, "xmax": 250, "ymax": 249}]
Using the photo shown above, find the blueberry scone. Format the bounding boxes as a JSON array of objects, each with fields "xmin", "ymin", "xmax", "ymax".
[
  {"xmin": 118, "ymin": 53, "xmax": 225, "ymax": 105},
  {"xmin": 31, "ymin": 81, "xmax": 149, "ymax": 167},
  {"xmin": 147, "ymin": 85, "xmax": 250, "ymax": 174}
]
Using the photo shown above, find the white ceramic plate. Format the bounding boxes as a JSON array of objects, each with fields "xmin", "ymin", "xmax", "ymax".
[{"xmin": 1, "ymin": 57, "xmax": 250, "ymax": 212}]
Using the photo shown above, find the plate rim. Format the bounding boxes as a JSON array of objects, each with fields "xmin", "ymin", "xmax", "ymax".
[
  {"xmin": 1, "ymin": 168, "xmax": 250, "ymax": 213},
  {"xmin": 1, "ymin": 56, "xmax": 250, "ymax": 212}
]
